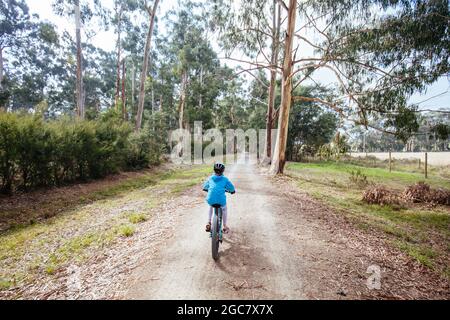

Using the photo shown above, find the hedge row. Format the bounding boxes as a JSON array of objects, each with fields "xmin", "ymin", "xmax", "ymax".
[{"xmin": 0, "ymin": 112, "xmax": 164, "ymax": 194}]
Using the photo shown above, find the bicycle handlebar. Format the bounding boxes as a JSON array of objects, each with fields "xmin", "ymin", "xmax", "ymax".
[{"xmin": 202, "ymin": 189, "xmax": 235, "ymax": 194}]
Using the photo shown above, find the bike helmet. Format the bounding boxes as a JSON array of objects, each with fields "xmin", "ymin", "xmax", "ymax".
[{"xmin": 214, "ymin": 162, "xmax": 225, "ymax": 174}]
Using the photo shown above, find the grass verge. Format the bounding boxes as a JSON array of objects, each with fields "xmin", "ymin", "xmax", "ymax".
[
  {"xmin": 0, "ymin": 163, "xmax": 210, "ymax": 292},
  {"xmin": 286, "ymin": 161, "xmax": 450, "ymax": 279}
]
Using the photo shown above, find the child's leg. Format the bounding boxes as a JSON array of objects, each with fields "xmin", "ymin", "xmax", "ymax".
[
  {"xmin": 207, "ymin": 206, "xmax": 213, "ymax": 223},
  {"xmin": 222, "ymin": 205, "xmax": 228, "ymax": 226}
]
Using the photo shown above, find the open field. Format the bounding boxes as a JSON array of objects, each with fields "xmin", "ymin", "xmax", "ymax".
[
  {"xmin": 337, "ymin": 155, "xmax": 450, "ymax": 181},
  {"xmin": 350, "ymin": 152, "xmax": 450, "ymax": 166},
  {"xmin": 285, "ymin": 161, "xmax": 450, "ymax": 280}
]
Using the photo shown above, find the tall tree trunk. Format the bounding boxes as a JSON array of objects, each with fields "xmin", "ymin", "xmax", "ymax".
[
  {"xmin": 115, "ymin": 17, "xmax": 121, "ymax": 108},
  {"xmin": 135, "ymin": 0, "xmax": 160, "ymax": 131},
  {"xmin": 262, "ymin": 0, "xmax": 281, "ymax": 164},
  {"xmin": 75, "ymin": 0, "xmax": 84, "ymax": 119},
  {"xmin": 121, "ymin": 59, "xmax": 127, "ymax": 120},
  {"xmin": 269, "ymin": 0, "xmax": 297, "ymax": 174},
  {"xmin": 0, "ymin": 47, "xmax": 4, "ymax": 111},
  {"xmin": 151, "ymin": 82, "xmax": 155, "ymax": 111},
  {"xmin": 114, "ymin": 2, "xmax": 124, "ymax": 108},
  {"xmin": 178, "ymin": 70, "xmax": 187, "ymax": 130},
  {"xmin": 199, "ymin": 66, "xmax": 203, "ymax": 109},
  {"xmin": 0, "ymin": 47, "xmax": 3, "ymax": 90},
  {"xmin": 131, "ymin": 64, "xmax": 135, "ymax": 111}
]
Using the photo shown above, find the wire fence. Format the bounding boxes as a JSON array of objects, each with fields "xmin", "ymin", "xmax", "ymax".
[{"xmin": 348, "ymin": 152, "xmax": 450, "ymax": 180}]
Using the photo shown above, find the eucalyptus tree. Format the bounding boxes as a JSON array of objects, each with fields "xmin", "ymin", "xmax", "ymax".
[
  {"xmin": 163, "ymin": 0, "xmax": 226, "ymax": 130},
  {"xmin": 122, "ymin": 18, "xmax": 148, "ymax": 119},
  {"xmin": 0, "ymin": 0, "xmax": 59, "ymax": 111},
  {"xmin": 287, "ymin": 86, "xmax": 338, "ymax": 160},
  {"xmin": 0, "ymin": 0, "xmax": 31, "ymax": 94},
  {"xmin": 135, "ymin": 0, "xmax": 160, "ymax": 131},
  {"xmin": 52, "ymin": 0, "xmax": 107, "ymax": 119},
  {"xmin": 246, "ymin": 70, "xmax": 270, "ymax": 131},
  {"xmin": 269, "ymin": 0, "xmax": 296, "ymax": 174},
  {"xmin": 111, "ymin": 0, "xmax": 139, "ymax": 115},
  {"xmin": 215, "ymin": 76, "xmax": 249, "ymax": 130},
  {"xmin": 213, "ymin": 0, "xmax": 449, "ymax": 174},
  {"xmin": 211, "ymin": 0, "xmax": 283, "ymax": 163}
]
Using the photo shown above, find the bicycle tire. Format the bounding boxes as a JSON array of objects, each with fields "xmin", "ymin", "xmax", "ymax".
[{"xmin": 211, "ymin": 207, "xmax": 220, "ymax": 260}]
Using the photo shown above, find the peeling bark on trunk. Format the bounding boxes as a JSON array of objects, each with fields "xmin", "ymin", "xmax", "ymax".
[
  {"xmin": 262, "ymin": 0, "xmax": 281, "ymax": 165},
  {"xmin": 135, "ymin": 0, "xmax": 159, "ymax": 131},
  {"xmin": 177, "ymin": 70, "xmax": 187, "ymax": 130},
  {"xmin": 75, "ymin": 0, "xmax": 84, "ymax": 119},
  {"xmin": 269, "ymin": 0, "xmax": 297, "ymax": 175},
  {"xmin": 122, "ymin": 59, "xmax": 127, "ymax": 120}
]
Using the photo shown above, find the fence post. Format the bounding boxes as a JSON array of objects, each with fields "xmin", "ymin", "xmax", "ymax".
[
  {"xmin": 389, "ymin": 151, "xmax": 392, "ymax": 172},
  {"xmin": 418, "ymin": 158, "xmax": 421, "ymax": 169},
  {"xmin": 425, "ymin": 152, "xmax": 428, "ymax": 179}
]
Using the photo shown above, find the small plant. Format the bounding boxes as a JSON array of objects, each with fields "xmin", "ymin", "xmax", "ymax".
[
  {"xmin": 349, "ymin": 169, "xmax": 369, "ymax": 187},
  {"xmin": 45, "ymin": 264, "xmax": 57, "ymax": 275},
  {"xmin": 119, "ymin": 224, "xmax": 135, "ymax": 237},
  {"xmin": 128, "ymin": 213, "xmax": 147, "ymax": 224},
  {"xmin": 0, "ymin": 278, "xmax": 12, "ymax": 290}
]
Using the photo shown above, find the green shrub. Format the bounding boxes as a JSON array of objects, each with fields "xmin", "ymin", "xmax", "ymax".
[
  {"xmin": 16, "ymin": 116, "xmax": 54, "ymax": 189},
  {"xmin": 349, "ymin": 169, "xmax": 369, "ymax": 188},
  {"xmin": 0, "ymin": 112, "xmax": 164, "ymax": 194},
  {"xmin": 49, "ymin": 119, "xmax": 79, "ymax": 183},
  {"xmin": 126, "ymin": 124, "xmax": 164, "ymax": 169},
  {"xmin": 0, "ymin": 113, "xmax": 19, "ymax": 194},
  {"xmin": 89, "ymin": 118, "xmax": 132, "ymax": 178}
]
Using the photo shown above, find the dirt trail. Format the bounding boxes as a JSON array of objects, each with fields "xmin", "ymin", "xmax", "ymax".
[
  {"xmin": 124, "ymin": 162, "xmax": 450, "ymax": 299},
  {"xmin": 125, "ymin": 163, "xmax": 309, "ymax": 299},
  {"xmin": 126, "ymin": 162, "xmax": 423, "ymax": 299},
  {"xmin": 3, "ymin": 162, "xmax": 446, "ymax": 299}
]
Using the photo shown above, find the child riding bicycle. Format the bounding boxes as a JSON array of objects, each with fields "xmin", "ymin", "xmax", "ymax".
[{"xmin": 202, "ymin": 163, "xmax": 235, "ymax": 234}]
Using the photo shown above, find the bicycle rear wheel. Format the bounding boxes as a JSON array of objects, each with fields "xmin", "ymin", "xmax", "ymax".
[{"xmin": 211, "ymin": 207, "xmax": 220, "ymax": 260}]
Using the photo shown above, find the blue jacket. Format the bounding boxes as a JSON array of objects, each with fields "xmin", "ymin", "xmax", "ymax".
[{"xmin": 203, "ymin": 174, "xmax": 235, "ymax": 207}]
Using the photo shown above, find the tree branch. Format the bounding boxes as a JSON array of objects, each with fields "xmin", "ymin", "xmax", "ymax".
[
  {"xmin": 292, "ymin": 96, "xmax": 343, "ymax": 114},
  {"xmin": 221, "ymin": 56, "xmax": 282, "ymax": 73},
  {"xmin": 276, "ymin": 0, "xmax": 288, "ymax": 11}
]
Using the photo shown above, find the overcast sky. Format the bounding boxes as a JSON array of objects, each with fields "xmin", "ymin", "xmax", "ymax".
[{"xmin": 26, "ymin": 0, "xmax": 449, "ymax": 110}]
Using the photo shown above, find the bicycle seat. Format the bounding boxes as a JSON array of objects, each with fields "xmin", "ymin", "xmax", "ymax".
[{"xmin": 211, "ymin": 204, "xmax": 222, "ymax": 208}]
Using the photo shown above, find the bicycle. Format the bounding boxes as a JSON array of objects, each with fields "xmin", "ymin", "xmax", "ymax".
[
  {"xmin": 210, "ymin": 204, "xmax": 223, "ymax": 261},
  {"xmin": 204, "ymin": 190, "xmax": 234, "ymax": 261}
]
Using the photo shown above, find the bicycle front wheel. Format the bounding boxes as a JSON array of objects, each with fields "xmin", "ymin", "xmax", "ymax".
[{"xmin": 211, "ymin": 208, "xmax": 220, "ymax": 260}]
